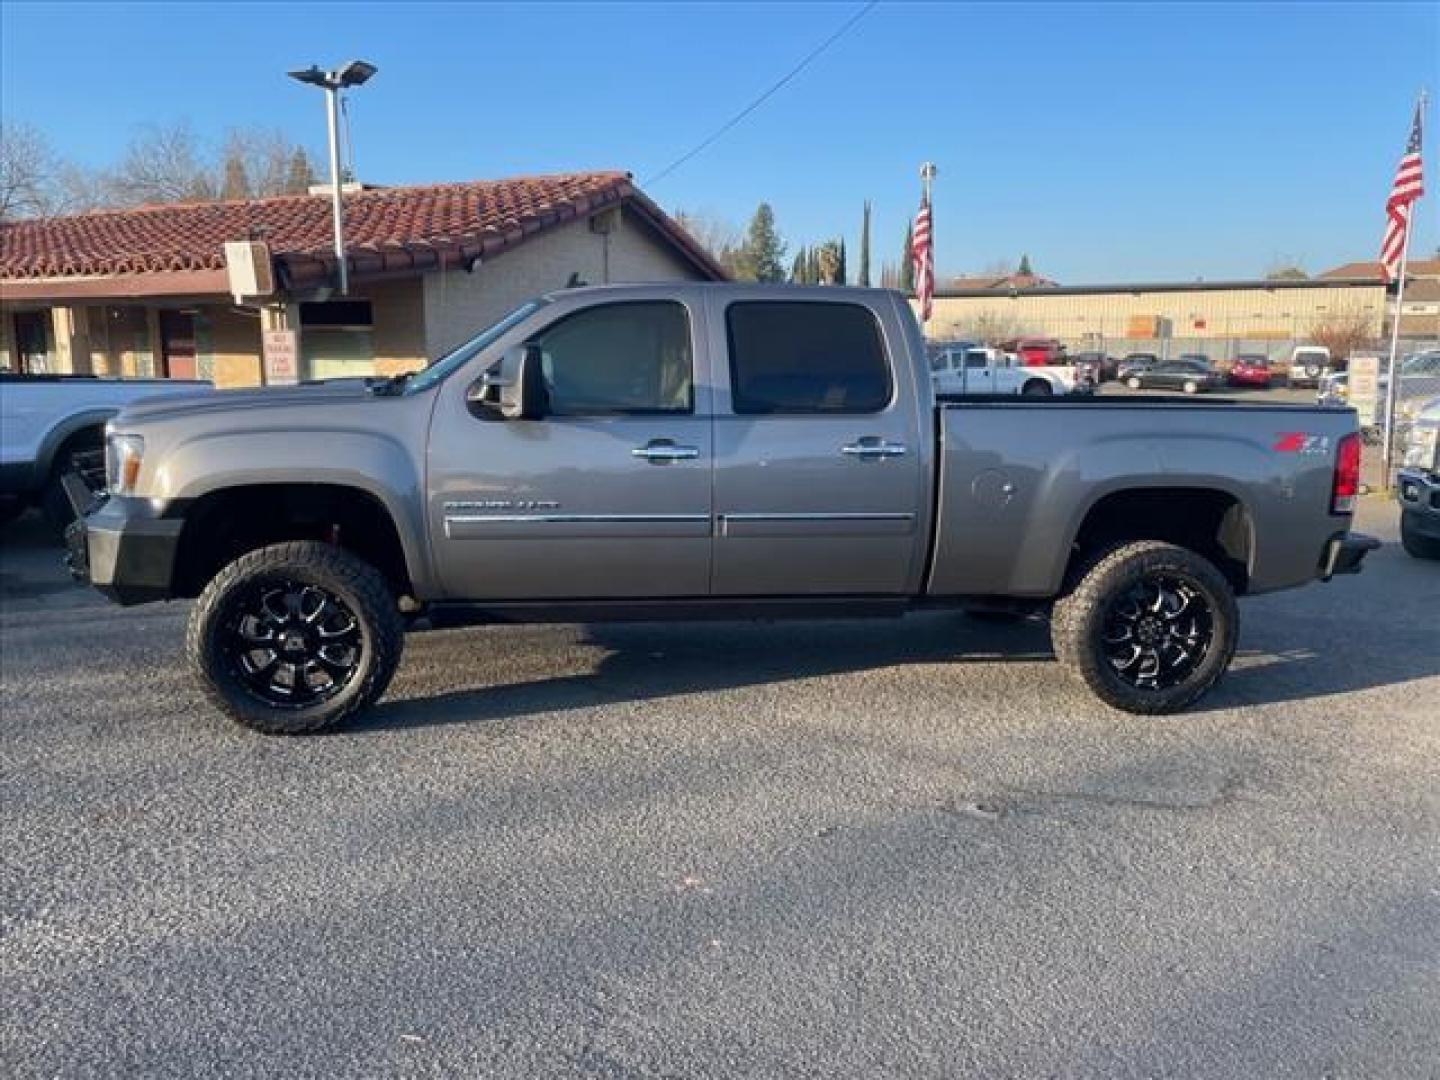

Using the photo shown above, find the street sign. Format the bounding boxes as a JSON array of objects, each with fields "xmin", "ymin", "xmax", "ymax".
[
  {"xmin": 262, "ymin": 329, "xmax": 299, "ymax": 386},
  {"xmin": 1348, "ymin": 356, "xmax": 1380, "ymax": 425}
]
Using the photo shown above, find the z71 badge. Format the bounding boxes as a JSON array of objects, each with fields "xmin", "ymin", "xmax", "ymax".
[{"xmin": 1272, "ymin": 433, "xmax": 1332, "ymax": 455}]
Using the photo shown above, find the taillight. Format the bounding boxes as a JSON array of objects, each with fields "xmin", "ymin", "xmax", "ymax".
[{"xmin": 1331, "ymin": 431, "xmax": 1360, "ymax": 514}]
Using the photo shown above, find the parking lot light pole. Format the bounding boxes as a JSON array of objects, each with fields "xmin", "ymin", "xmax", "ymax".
[{"xmin": 286, "ymin": 60, "xmax": 379, "ymax": 295}]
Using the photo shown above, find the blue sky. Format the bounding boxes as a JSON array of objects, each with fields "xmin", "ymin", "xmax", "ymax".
[{"xmin": 3, "ymin": 1, "xmax": 1437, "ymax": 282}]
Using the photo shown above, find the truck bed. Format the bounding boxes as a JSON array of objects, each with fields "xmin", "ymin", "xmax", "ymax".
[{"xmin": 928, "ymin": 399, "xmax": 1357, "ymax": 597}]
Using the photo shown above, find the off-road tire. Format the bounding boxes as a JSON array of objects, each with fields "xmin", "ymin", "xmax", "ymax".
[
  {"xmin": 1051, "ymin": 541, "xmax": 1238, "ymax": 715},
  {"xmin": 1401, "ymin": 512, "xmax": 1440, "ymax": 560},
  {"xmin": 187, "ymin": 541, "xmax": 404, "ymax": 734}
]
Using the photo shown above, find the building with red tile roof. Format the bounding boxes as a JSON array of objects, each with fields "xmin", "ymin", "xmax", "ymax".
[{"xmin": 1, "ymin": 171, "xmax": 724, "ymax": 385}]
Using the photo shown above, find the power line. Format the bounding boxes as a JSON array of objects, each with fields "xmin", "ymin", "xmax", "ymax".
[{"xmin": 641, "ymin": 1, "xmax": 879, "ymax": 188}]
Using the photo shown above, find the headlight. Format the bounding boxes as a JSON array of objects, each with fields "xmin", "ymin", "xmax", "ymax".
[{"xmin": 106, "ymin": 434, "xmax": 145, "ymax": 495}]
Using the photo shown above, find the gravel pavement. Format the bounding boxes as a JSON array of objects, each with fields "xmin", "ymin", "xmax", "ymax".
[{"xmin": 2, "ymin": 498, "xmax": 1436, "ymax": 1079}]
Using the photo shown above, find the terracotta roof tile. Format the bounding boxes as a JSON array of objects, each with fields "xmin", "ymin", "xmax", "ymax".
[
  {"xmin": 0, "ymin": 171, "xmax": 725, "ymax": 284},
  {"xmin": 1319, "ymin": 259, "xmax": 1440, "ymax": 280}
]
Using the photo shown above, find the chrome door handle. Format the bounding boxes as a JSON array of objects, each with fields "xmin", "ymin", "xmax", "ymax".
[
  {"xmin": 633, "ymin": 440, "xmax": 700, "ymax": 463},
  {"xmin": 841, "ymin": 438, "xmax": 908, "ymax": 459}
]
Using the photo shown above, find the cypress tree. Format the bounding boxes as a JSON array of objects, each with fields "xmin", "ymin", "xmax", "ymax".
[
  {"xmin": 790, "ymin": 246, "xmax": 807, "ymax": 283},
  {"xmin": 1018, "ymin": 253, "xmax": 1033, "ymax": 276},
  {"xmin": 899, "ymin": 222, "xmax": 915, "ymax": 293},
  {"xmin": 837, "ymin": 237, "xmax": 847, "ymax": 286},
  {"xmin": 858, "ymin": 200, "xmax": 871, "ymax": 287}
]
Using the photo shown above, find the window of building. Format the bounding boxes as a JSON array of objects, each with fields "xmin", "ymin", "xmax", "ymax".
[
  {"xmin": 725, "ymin": 301, "xmax": 891, "ymax": 414},
  {"xmin": 301, "ymin": 300, "xmax": 375, "ymax": 380},
  {"xmin": 532, "ymin": 301, "xmax": 692, "ymax": 415}
]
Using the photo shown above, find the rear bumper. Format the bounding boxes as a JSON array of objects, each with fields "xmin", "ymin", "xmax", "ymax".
[
  {"xmin": 1318, "ymin": 531, "xmax": 1381, "ymax": 580},
  {"xmin": 66, "ymin": 495, "xmax": 183, "ymax": 605}
]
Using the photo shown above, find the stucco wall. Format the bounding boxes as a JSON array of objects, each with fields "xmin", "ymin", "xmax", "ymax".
[{"xmin": 422, "ymin": 207, "xmax": 702, "ymax": 358}]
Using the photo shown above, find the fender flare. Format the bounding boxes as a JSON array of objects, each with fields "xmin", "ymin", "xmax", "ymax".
[{"xmin": 34, "ymin": 409, "xmax": 115, "ymax": 489}]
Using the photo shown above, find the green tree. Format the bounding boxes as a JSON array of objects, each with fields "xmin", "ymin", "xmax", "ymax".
[
  {"xmin": 790, "ymin": 246, "xmax": 808, "ymax": 283},
  {"xmin": 816, "ymin": 240, "xmax": 840, "ymax": 285},
  {"xmin": 837, "ymin": 237, "xmax": 847, "ymax": 285},
  {"xmin": 1018, "ymin": 253, "xmax": 1034, "ymax": 276},
  {"xmin": 738, "ymin": 202, "xmax": 786, "ymax": 283},
  {"xmin": 858, "ymin": 200, "xmax": 871, "ymax": 287},
  {"xmin": 899, "ymin": 222, "xmax": 915, "ymax": 293}
]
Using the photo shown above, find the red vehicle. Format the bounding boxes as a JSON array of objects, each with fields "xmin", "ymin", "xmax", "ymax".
[
  {"xmin": 1004, "ymin": 337, "xmax": 1066, "ymax": 367},
  {"xmin": 1227, "ymin": 354, "xmax": 1273, "ymax": 388}
]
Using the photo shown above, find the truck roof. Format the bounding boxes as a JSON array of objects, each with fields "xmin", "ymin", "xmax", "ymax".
[{"xmin": 539, "ymin": 282, "xmax": 909, "ymax": 302}]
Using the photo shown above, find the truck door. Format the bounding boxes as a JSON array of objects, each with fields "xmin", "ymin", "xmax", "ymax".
[
  {"xmin": 426, "ymin": 297, "xmax": 712, "ymax": 599},
  {"xmin": 709, "ymin": 296, "xmax": 926, "ymax": 595}
]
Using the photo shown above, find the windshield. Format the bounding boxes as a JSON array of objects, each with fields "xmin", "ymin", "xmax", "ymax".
[{"xmin": 403, "ymin": 299, "xmax": 548, "ymax": 394}]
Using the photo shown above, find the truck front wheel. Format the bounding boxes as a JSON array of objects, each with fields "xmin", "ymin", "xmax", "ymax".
[
  {"xmin": 1051, "ymin": 541, "xmax": 1237, "ymax": 715},
  {"xmin": 186, "ymin": 541, "xmax": 404, "ymax": 734}
]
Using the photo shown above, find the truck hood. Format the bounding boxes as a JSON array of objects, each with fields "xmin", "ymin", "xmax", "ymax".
[{"xmin": 115, "ymin": 379, "xmax": 380, "ymax": 427}]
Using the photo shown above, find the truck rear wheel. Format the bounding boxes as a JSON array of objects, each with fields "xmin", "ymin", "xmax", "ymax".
[
  {"xmin": 186, "ymin": 541, "xmax": 404, "ymax": 734},
  {"xmin": 1021, "ymin": 379, "xmax": 1053, "ymax": 397},
  {"xmin": 1051, "ymin": 541, "xmax": 1237, "ymax": 715}
]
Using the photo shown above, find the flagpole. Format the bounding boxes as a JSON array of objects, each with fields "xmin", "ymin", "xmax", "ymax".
[
  {"xmin": 919, "ymin": 161, "xmax": 936, "ymax": 335},
  {"xmin": 1381, "ymin": 89, "xmax": 1427, "ymax": 491}
]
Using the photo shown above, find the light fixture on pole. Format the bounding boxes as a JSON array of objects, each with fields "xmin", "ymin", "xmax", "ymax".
[{"xmin": 286, "ymin": 60, "xmax": 379, "ymax": 295}]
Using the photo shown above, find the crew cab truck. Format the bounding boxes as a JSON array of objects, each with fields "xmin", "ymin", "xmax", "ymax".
[
  {"xmin": 1, "ymin": 372, "xmax": 208, "ymax": 527},
  {"xmin": 68, "ymin": 284, "xmax": 1377, "ymax": 734}
]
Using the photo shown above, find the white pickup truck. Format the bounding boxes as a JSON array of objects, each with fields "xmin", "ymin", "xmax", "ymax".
[
  {"xmin": 0, "ymin": 373, "xmax": 207, "ymax": 526},
  {"xmin": 929, "ymin": 342, "xmax": 1082, "ymax": 397}
]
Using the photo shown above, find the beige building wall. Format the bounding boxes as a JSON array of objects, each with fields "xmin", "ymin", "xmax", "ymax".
[
  {"xmin": 422, "ymin": 207, "xmax": 700, "ymax": 358},
  {"xmin": 922, "ymin": 283, "xmax": 1389, "ymax": 345},
  {"xmin": 201, "ymin": 305, "xmax": 263, "ymax": 388},
  {"xmin": 363, "ymin": 278, "xmax": 428, "ymax": 377}
]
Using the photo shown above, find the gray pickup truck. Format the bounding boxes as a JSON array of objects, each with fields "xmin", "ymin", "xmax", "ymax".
[{"xmin": 68, "ymin": 284, "xmax": 1377, "ymax": 733}]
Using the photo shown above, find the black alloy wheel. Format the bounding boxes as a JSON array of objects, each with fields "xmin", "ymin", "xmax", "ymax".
[
  {"xmin": 1099, "ymin": 573, "xmax": 1214, "ymax": 691},
  {"xmin": 223, "ymin": 578, "xmax": 363, "ymax": 708}
]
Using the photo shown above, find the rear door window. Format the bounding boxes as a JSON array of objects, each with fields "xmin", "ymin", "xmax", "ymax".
[{"xmin": 725, "ymin": 301, "xmax": 891, "ymax": 414}]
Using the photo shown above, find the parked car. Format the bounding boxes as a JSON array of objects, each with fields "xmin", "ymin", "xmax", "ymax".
[
  {"xmin": 1396, "ymin": 394, "xmax": 1440, "ymax": 559},
  {"xmin": 1117, "ymin": 353, "xmax": 1159, "ymax": 380},
  {"xmin": 931, "ymin": 343, "xmax": 1082, "ymax": 397},
  {"xmin": 0, "ymin": 372, "xmax": 209, "ymax": 527},
  {"xmin": 1227, "ymin": 354, "xmax": 1273, "ymax": 389},
  {"xmin": 1175, "ymin": 353, "xmax": 1213, "ymax": 369},
  {"xmin": 1124, "ymin": 360, "xmax": 1225, "ymax": 394},
  {"xmin": 1071, "ymin": 350, "xmax": 1117, "ymax": 383},
  {"xmin": 1288, "ymin": 345, "xmax": 1332, "ymax": 389},
  {"xmin": 67, "ymin": 283, "xmax": 1375, "ymax": 733}
]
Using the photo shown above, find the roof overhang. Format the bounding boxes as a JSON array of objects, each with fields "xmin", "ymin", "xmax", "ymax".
[{"xmin": 0, "ymin": 268, "xmax": 230, "ymax": 303}]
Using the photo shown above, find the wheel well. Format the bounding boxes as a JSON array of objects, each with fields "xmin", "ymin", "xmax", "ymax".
[
  {"xmin": 172, "ymin": 484, "xmax": 412, "ymax": 599},
  {"xmin": 1021, "ymin": 377, "xmax": 1052, "ymax": 393},
  {"xmin": 1068, "ymin": 488, "xmax": 1252, "ymax": 592},
  {"xmin": 45, "ymin": 423, "xmax": 106, "ymax": 480}
]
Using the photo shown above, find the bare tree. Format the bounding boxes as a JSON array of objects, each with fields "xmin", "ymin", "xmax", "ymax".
[
  {"xmin": 221, "ymin": 127, "xmax": 307, "ymax": 198},
  {"xmin": 0, "ymin": 120, "xmax": 59, "ymax": 220},
  {"xmin": 673, "ymin": 208, "xmax": 746, "ymax": 275},
  {"xmin": 108, "ymin": 122, "xmax": 216, "ymax": 205},
  {"xmin": 981, "ymin": 257, "xmax": 1018, "ymax": 278},
  {"xmin": 962, "ymin": 311, "xmax": 1027, "ymax": 344},
  {"xmin": 1308, "ymin": 305, "xmax": 1379, "ymax": 361}
]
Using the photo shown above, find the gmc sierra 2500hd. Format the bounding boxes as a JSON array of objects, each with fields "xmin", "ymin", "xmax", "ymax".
[{"xmin": 68, "ymin": 284, "xmax": 1377, "ymax": 733}]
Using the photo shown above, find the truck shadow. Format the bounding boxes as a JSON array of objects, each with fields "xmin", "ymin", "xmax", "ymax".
[
  {"xmin": 356, "ymin": 597, "xmax": 1440, "ymax": 733},
  {"xmin": 356, "ymin": 614, "xmax": 1055, "ymax": 734}
]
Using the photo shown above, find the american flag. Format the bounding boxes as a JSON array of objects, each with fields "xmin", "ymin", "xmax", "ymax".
[
  {"xmin": 1380, "ymin": 101, "xmax": 1425, "ymax": 284},
  {"xmin": 911, "ymin": 193, "xmax": 934, "ymax": 321}
]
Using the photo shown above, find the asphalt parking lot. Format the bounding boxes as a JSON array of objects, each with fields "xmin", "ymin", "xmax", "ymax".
[{"xmin": 2, "ymin": 495, "xmax": 1437, "ymax": 1079}]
